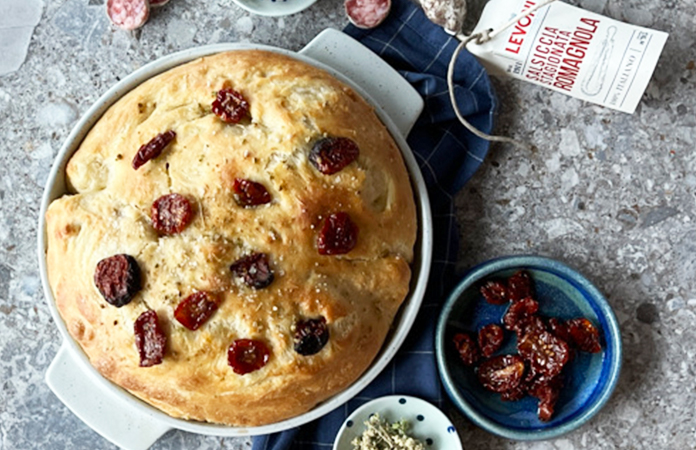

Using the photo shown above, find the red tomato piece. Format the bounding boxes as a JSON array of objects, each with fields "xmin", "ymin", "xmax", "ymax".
[
  {"xmin": 478, "ymin": 323, "xmax": 504, "ymax": 358},
  {"xmin": 174, "ymin": 292, "xmax": 218, "ymax": 331},
  {"xmin": 480, "ymin": 280, "xmax": 509, "ymax": 305},
  {"xmin": 212, "ymin": 88, "xmax": 249, "ymax": 124},
  {"xmin": 453, "ymin": 332, "xmax": 480, "ymax": 366},
  {"xmin": 227, "ymin": 339, "xmax": 270, "ymax": 375},
  {"xmin": 503, "ymin": 297, "xmax": 539, "ymax": 331},
  {"xmin": 518, "ymin": 330, "xmax": 570, "ymax": 378},
  {"xmin": 567, "ymin": 318, "xmax": 602, "ymax": 353},
  {"xmin": 132, "ymin": 130, "xmax": 176, "ymax": 170},
  {"xmin": 507, "ymin": 270, "xmax": 534, "ymax": 302},
  {"xmin": 477, "ymin": 355, "xmax": 526, "ymax": 393}
]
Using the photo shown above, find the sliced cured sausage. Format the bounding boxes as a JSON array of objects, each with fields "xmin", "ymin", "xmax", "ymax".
[
  {"xmin": 151, "ymin": 193, "xmax": 194, "ymax": 235},
  {"xmin": 134, "ymin": 310, "xmax": 166, "ymax": 367},
  {"xmin": 106, "ymin": 0, "xmax": 150, "ymax": 31},
  {"xmin": 293, "ymin": 317, "xmax": 330, "ymax": 356},
  {"xmin": 345, "ymin": 0, "xmax": 391, "ymax": 29},
  {"xmin": 233, "ymin": 178, "xmax": 272, "ymax": 207},
  {"xmin": 230, "ymin": 253, "xmax": 274, "ymax": 289},
  {"xmin": 94, "ymin": 254, "xmax": 141, "ymax": 307},
  {"xmin": 309, "ymin": 137, "xmax": 360, "ymax": 175},
  {"xmin": 420, "ymin": 0, "xmax": 467, "ymax": 34}
]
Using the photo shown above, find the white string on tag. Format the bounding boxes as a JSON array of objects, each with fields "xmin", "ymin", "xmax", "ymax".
[{"xmin": 447, "ymin": 0, "xmax": 558, "ymax": 149}]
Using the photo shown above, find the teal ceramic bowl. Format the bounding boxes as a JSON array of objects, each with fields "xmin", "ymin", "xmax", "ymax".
[{"xmin": 435, "ymin": 256, "xmax": 622, "ymax": 440}]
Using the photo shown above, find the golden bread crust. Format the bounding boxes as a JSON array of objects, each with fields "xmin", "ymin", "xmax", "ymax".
[{"xmin": 45, "ymin": 50, "xmax": 417, "ymax": 426}]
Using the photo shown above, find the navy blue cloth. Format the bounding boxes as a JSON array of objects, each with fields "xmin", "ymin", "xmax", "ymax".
[{"xmin": 252, "ymin": 1, "xmax": 497, "ymax": 448}]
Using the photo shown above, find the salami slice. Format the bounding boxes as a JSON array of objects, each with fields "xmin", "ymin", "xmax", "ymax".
[
  {"xmin": 345, "ymin": 0, "xmax": 391, "ymax": 29},
  {"xmin": 106, "ymin": 0, "xmax": 150, "ymax": 31},
  {"xmin": 134, "ymin": 310, "xmax": 166, "ymax": 367},
  {"xmin": 94, "ymin": 254, "xmax": 141, "ymax": 307},
  {"xmin": 151, "ymin": 193, "xmax": 193, "ymax": 235}
]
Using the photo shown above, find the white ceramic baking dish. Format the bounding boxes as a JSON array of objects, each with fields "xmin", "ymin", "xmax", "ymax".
[{"xmin": 37, "ymin": 28, "xmax": 432, "ymax": 450}]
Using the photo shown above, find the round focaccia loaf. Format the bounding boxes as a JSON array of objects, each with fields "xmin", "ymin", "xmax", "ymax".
[{"xmin": 45, "ymin": 50, "xmax": 417, "ymax": 426}]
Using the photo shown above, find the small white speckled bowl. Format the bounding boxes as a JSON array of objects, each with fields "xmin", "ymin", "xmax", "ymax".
[
  {"xmin": 333, "ymin": 395, "xmax": 463, "ymax": 450},
  {"xmin": 37, "ymin": 29, "xmax": 432, "ymax": 450}
]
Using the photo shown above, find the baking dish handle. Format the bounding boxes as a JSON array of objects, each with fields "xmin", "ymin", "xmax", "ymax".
[
  {"xmin": 46, "ymin": 344, "xmax": 171, "ymax": 450},
  {"xmin": 299, "ymin": 28, "xmax": 424, "ymax": 137}
]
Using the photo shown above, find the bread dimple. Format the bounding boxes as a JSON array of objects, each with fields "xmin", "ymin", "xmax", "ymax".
[{"xmin": 46, "ymin": 50, "xmax": 417, "ymax": 426}]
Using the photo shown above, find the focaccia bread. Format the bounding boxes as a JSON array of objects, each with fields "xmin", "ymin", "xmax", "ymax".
[{"xmin": 45, "ymin": 50, "xmax": 417, "ymax": 426}]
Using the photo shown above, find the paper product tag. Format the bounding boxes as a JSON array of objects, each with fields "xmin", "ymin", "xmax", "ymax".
[{"xmin": 466, "ymin": 0, "xmax": 669, "ymax": 113}]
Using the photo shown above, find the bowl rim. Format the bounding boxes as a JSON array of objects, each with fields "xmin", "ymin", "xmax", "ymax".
[
  {"xmin": 37, "ymin": 41, "xmax": 433, "ymax": 437},
  {"xmin": 229, "ymin": 0, "xmax": 318, "ymax": 17},
  {"xmin": 435, "ymin": 255, "xmax": 622, "ymax": 441}
]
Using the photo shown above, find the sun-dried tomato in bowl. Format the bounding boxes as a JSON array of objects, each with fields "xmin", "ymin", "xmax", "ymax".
[{"xmin": 451, "ymin": 270, "xmax": 603, "ymax": 422}]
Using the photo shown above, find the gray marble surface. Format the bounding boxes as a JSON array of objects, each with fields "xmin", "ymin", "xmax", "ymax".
[{"xmin": 0, "ymin": 0, "xmax": 694, "ymax": 448}]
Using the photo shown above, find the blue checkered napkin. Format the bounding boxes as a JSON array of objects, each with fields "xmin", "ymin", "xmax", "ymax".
[{"xmin": 252, "ymin": 0, "xmax": 497, "ymax": 448}]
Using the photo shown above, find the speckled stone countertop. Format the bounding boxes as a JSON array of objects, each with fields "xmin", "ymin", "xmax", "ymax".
[{"xmin": 1, "ymin": 0, "xmax": 694, "ymax": 448}]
